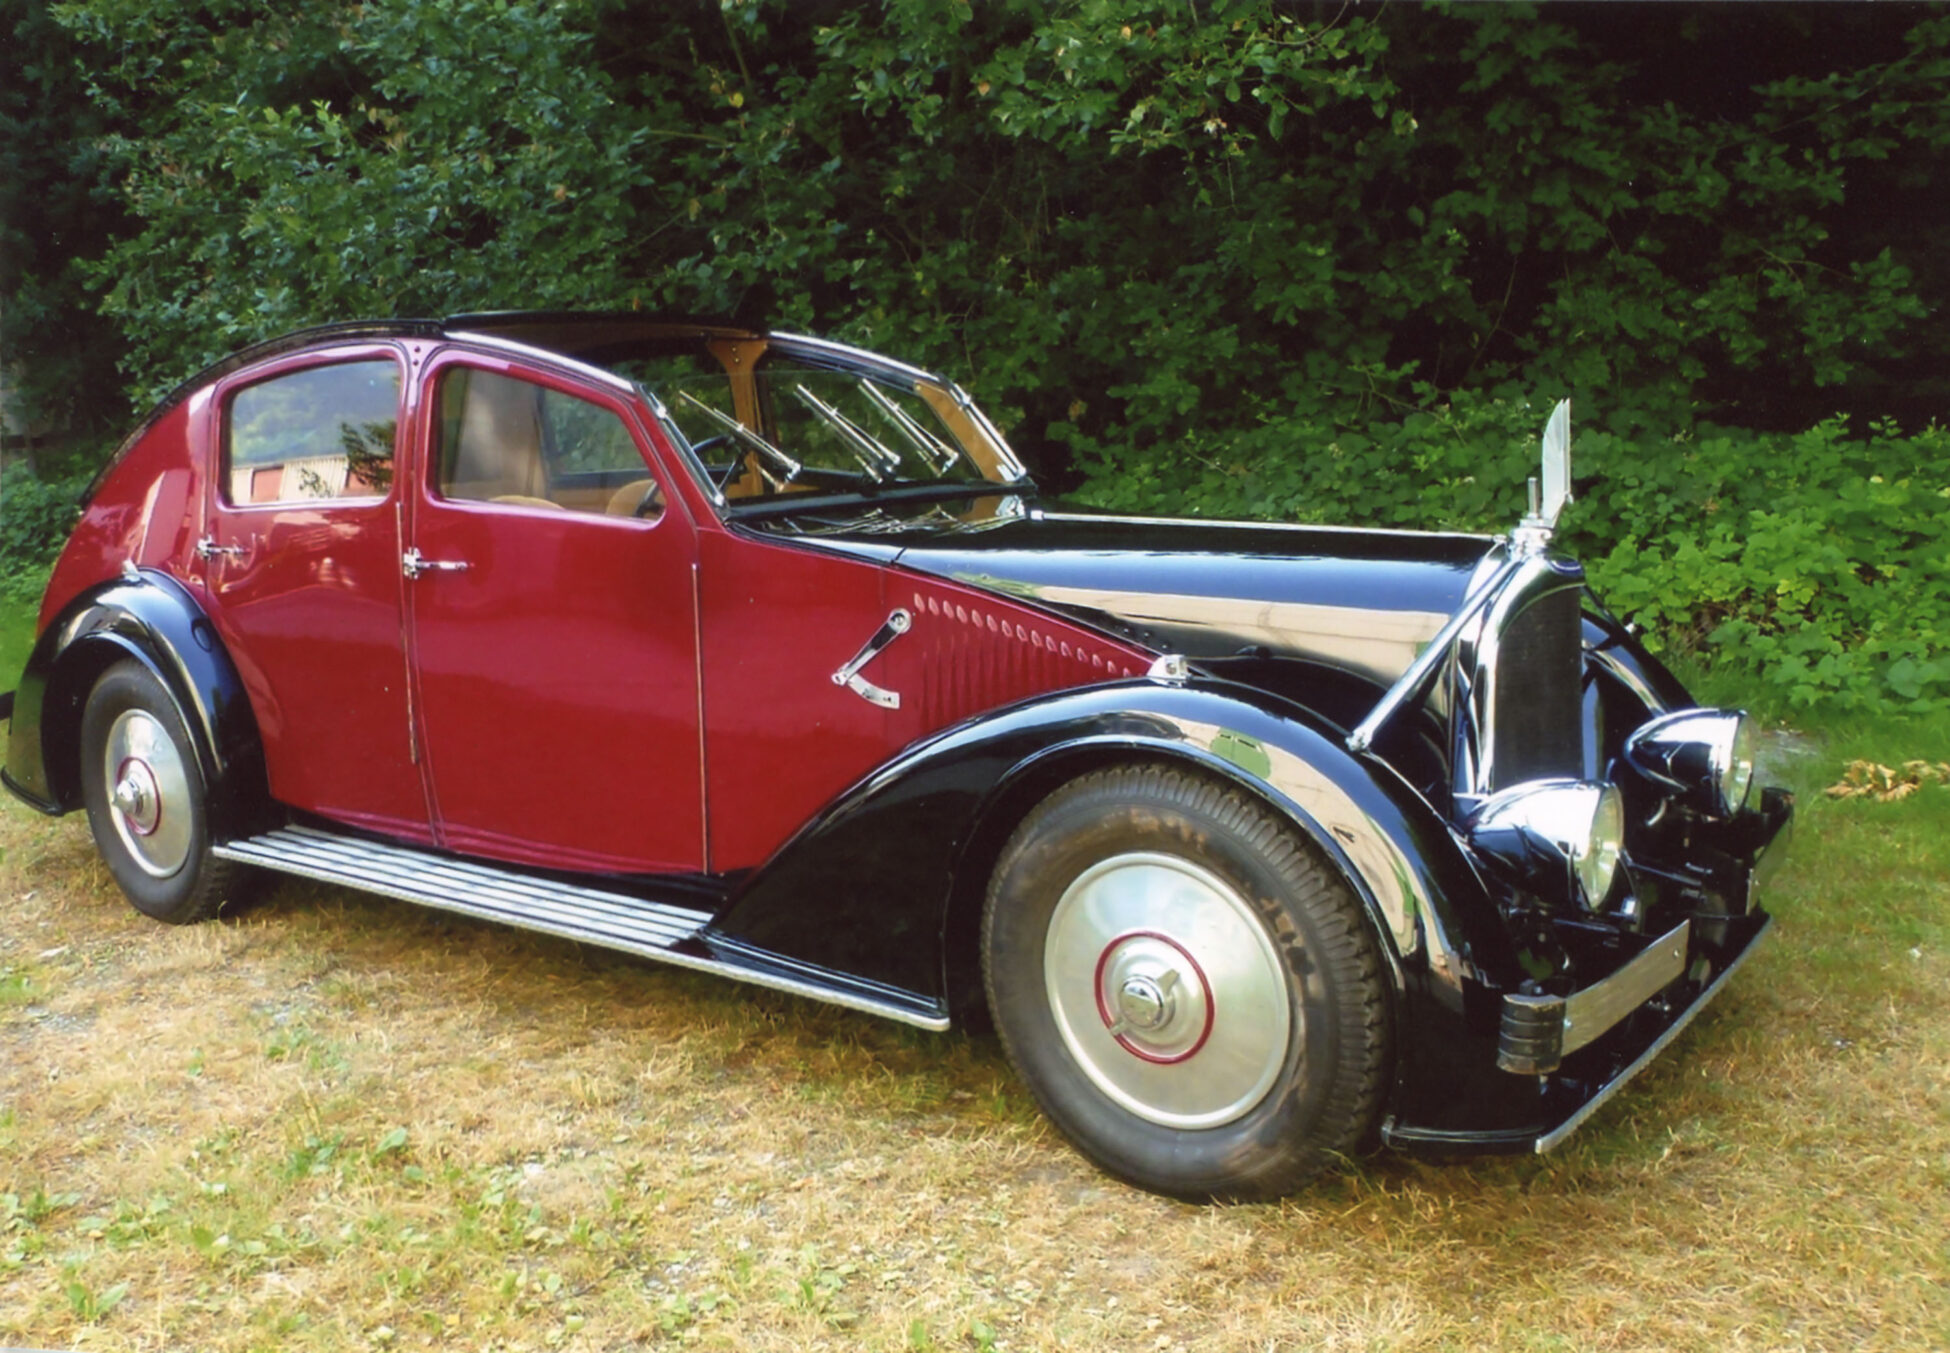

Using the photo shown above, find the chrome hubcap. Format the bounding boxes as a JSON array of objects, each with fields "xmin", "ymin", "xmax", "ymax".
[
  {"xmin": 1045, "ymin": 852, "xmax": 1294, "ymax": 1129},
  {"xmin": 102, "ymin": 709, "xmax": 193, "ymax": 878}
]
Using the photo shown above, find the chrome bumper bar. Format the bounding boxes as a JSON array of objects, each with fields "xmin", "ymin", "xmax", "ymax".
[
  {"xmin": 1498, "ymin": 919, "xmax": 1692, "ymax": 1075},
  {"xmin": 1534, "ymin": 912, "xmax": 1772, "ymax": 1153}
]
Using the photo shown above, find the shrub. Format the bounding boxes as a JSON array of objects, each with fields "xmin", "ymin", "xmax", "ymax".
[
  {"xmin": 1072, "ymin": 393, "xmax": 1950, "ymax": 714},
  {"xmin": 0, "ymin": 462, "xmax": 84, "ymax": 610}
]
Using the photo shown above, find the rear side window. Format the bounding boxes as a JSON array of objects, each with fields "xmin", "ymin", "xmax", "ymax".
[{"xmin": 224, "ymin": 360, "xmax": 400, "ymax": 505}]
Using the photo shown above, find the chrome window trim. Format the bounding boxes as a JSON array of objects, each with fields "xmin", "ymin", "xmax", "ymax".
[{"xmin": 442, "ymin": 330, "xmax": 640, "ymax": 396}]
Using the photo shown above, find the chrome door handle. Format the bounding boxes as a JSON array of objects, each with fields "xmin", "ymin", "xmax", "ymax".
[
  {"xmin": 832, "ymin": 608, "xmax": 912, "ymax": 709},
  {"xmin": 194, "ymin": 535, "xmax": 243, "ymax": 559},
  {"xmin": 403, "ymin": 548, "xmax": 469, "ymax": 579}
]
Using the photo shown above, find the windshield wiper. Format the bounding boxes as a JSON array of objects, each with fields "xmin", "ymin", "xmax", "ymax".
[
  {"xmin": 676, "ymin": 391, "xmax": 802, "ymax": 490},
  {"xmin": 791, "ymin": 384, "xmax": 902, "ymax": 482},
  {"xmin": 859, "ymin": 379, "xmax": 959, "ymax": 474}
]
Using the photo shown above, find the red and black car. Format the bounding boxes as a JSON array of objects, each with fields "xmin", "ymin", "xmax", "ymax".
[{"xmin": 2, "ymin": 313, "xmax": 1790, "ymax": 1199}]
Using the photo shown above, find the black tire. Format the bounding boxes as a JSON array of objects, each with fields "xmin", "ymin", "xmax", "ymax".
[
  {"xmin": 982, "ymin": 764, "xmax": 1391, "ymax": 1201},
  {"xmin": 79, "ymin": 659, "xmax": 250, "ymax": 924}
]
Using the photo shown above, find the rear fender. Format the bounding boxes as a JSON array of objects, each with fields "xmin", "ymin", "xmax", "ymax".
[{"xmin": 3, "ymin": 569, "xmax": 269, "ymax": 835}]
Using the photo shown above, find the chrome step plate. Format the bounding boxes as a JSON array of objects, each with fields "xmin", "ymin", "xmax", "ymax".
[
  {"xmin": 215, "ymin": 824, "xmax": 712, "ymax": 952},
  {"xmin": 213, "ymin": 824, "xmax": 949, "ymax": 1031}
]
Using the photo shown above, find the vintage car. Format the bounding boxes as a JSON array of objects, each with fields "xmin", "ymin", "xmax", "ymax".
[{"xmin": 1, "ymin": 313, "xmax": 1789, "ymax": 1200}]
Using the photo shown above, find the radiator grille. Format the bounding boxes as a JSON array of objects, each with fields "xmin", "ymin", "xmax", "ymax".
[{"xmin": 1489, "ymin": 586, "xmax": 1583, "ymax": 789}]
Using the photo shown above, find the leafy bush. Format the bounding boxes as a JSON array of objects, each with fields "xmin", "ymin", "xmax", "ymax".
[
  {"xmin": 0, "ymin": 462, "xmax": 84, "ymax": 612},
  {"xmin": 1072, "ymin": 392, "xmax": 1950, "ymax": 714}
]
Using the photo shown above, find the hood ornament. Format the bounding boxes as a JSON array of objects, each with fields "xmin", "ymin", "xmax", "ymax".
[
  {"xmin": 1346, "ymin": 397, "xmax": 1573, "ymax": 755},
  {"xmin": 1512, "ymin": 399, "xmax": 1572, "ymax": 556}
]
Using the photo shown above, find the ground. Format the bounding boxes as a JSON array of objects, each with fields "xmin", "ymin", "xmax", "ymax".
[{"xmin": 0, "ymin": 726, "xmax": 1945, "ymax": 1352}]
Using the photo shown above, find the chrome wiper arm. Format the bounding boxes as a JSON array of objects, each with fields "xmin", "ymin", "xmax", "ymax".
[
  {"xmin": 676, "ymin": 391, "xmax": 802, "ymax": 486},
  {"xmin": 791, "ymin": 384, "xmax": 902, "ymax": 482},
  {"xmin": 859, "ymin": 379, "xmax": 959, "ymax": 474}
]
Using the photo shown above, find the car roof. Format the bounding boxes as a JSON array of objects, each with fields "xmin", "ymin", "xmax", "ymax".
[{"xmin": 85, "ymin": 311, "xmax": 761, "ymax": 504}]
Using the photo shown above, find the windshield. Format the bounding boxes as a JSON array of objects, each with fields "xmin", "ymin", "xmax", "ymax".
[{"xmin": 617, "ymin": 346, "xmax": 1028, "ymax": 510}]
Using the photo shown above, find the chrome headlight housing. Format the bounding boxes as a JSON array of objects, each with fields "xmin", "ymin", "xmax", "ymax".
[
  {"xmin": 1623, "ymin": 708, "xmax": 1756, "ymax": 819},
  {"xmin": 1468, "ymin": 779, "xmax": 1626, "ymax": 912}
]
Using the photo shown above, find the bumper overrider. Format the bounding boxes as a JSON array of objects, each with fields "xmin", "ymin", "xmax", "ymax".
[{"xmin": 1386, "ymin": 784, "xmax": 1793, "ymax": 1155}]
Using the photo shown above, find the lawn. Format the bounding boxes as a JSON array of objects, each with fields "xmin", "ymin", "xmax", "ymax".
[{"xmin": 1, "ymin": 625, "xmax": 1945, "ymax": 1349}]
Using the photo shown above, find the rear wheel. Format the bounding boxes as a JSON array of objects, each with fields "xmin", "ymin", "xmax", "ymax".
[
  {"xmin": 80, "ymin": 659, "xmax": 249, "ymax": 924},
  {"xmin": 983, "ymin": 764, "xmax": 1390, "ymax": 1200}
]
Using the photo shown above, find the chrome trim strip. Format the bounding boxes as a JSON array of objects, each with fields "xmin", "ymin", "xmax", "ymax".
[
  {"xmin": 442, "ymin": 331, "xmax": 639, "ymax": 395},
  {"xmin": 213, "ymin": 825, "xmax": 952, "ymax": 1032},
  {"xmin": 1035, "ymin": 510, "xmax": 1497, "ymax": 545},
  {"xmin": 1534, "ymin": 914, "xmax": 1771, "ymax": 1154},
  {"xmin": 768, "ymin": 332, "xmax": 941, "ymax": 387},
  {"xmin": 1347, "ymin": 554, "xmax": 1522, "ymax": 753}
]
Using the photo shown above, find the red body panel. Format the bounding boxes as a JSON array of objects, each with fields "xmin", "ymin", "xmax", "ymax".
[
  {"xmin": 43, "ymin": 331, "xmax": 1149, "ymax": 886},
  {"xmin": 697, "ymin": 527, "xmax": 1150, "ymax": 873},
  {"xmin": 695, "ymin": 528, "xmax": 895, "ymax": 871},
  {"xmin": 40, "ymin": 399, "xmax": 211, "ymax": 631},
  {"xmin": 198, "ymin": 344, "xmax": 428, "ymax": 839},
  {"xmin": 882, "ymin": 573, "xmax": 1149, "ymax": 732},
  {"xmin": 406, "ymin": 351, "xmax": 705, "ymax": 873}
]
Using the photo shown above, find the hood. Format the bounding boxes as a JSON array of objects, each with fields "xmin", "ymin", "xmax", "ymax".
[{"xmin": 858, "ymin": 510, "xmax": 1501, "ymax": 687}]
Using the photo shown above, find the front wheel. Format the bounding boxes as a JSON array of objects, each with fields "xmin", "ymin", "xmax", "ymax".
[
  {"xmin": 80, "ymin": 659, "xmax": 250, "ymax": 924},
  {"xmin": 982, "ymin": 764, "xmax": 1391, "ymax": 1201}
]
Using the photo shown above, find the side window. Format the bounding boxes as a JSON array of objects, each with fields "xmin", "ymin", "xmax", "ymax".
[
  {"xmin": 437, "ymin": 367, "xmax": 661, "ymax": 519},
  {"xmin": 224, "ymin": 360, "xmax": 399, "ymax": 505}
]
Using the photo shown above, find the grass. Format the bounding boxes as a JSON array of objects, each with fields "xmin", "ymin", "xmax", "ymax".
[
  {"xmin": 0, "ymin": 584, "xmax": 36, "ymax": 692},
  {"xmin": 2, "ymin": 696, "xmax": 1947, "ymax": 1350}
]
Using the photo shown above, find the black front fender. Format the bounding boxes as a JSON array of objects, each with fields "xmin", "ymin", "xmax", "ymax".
[
  {"xmin": 708, "ymin": 678, "xmax": 1521, "ymax": 1121},
  {"xmin": 3, "ymin": 570, "xmax": 268, "ymax": 835}
]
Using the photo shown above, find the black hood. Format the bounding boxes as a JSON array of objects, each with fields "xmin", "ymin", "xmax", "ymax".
[{"xmin": 828, "ymin": 509, "xmax": 1501, "ymax": 686}]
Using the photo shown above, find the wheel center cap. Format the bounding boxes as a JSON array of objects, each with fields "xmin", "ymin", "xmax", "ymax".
[
  {"xmin": 112, "ymin": 761, "xmax": 160, "ymax": 835},
  {"xmin": 1116, "ymin": 973, "xmax": 1175, "ymax": 1031}
]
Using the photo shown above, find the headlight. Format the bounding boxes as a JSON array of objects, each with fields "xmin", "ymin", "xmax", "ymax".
[
  {"xmin": 1623, "ymin": 709, "xmax": 1756, "ymax": 819},
  {"xmin": 1468, "ymin": 780, "xmax": 1626, "ymax": 912}
]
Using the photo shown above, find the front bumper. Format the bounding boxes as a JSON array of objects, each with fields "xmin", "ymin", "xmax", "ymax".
[{"xmin": 1384, "ymin": 784, "xmax": 1792, "ymax": 1155}]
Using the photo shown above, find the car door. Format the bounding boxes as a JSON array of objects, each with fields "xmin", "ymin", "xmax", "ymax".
[
  {"xmin": 200, "ymin": 345, "xmax": 430, "ymax": 842},
  {"xmin": 405, "ymin": 350, "xmax": 705, "ymax": 874}
]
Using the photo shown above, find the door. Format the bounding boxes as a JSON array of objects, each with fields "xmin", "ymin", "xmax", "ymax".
[
  {"xmin": 406, "ymin": 353, "xmax": 705, "ymax": 874},
  {"xmin": 202, "ymin": 346, "xmax": 429, "ymax": 841}
]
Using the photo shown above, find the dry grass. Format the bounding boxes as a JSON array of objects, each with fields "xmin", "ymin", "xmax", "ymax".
[{"xmin": 1, "ymin": 736, "xmax": 1946, "ymax": 1352}]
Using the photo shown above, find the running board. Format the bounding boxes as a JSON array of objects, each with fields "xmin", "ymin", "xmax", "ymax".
[{"xmin": 214, "ymin": 825, "xmax": 949, "ymax": 1031}]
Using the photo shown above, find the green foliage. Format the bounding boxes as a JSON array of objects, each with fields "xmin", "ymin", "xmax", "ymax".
[
  {"xmin": 0, "ymin": 461, "xmax": 83, "ymax": 614},
  {"xmin": 10, "ymin": 1, "xmax": 1950, "ymax": 713},
  {"xmin": 1073, "ymin": 393, "xmax": 1950, "ymax": 713}
]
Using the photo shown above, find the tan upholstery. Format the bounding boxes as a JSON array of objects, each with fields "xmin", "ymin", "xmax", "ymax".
[
  {"xmin": 603, "ymin": 479, "xmax": 663, "ymax": 518},
  {"xmin": 447, "ymin": 371, "xmax": 546, "ymax": 501},
  {"xmin": 489, "ymin": 494, "xmax": 564, "ymax": 511}
]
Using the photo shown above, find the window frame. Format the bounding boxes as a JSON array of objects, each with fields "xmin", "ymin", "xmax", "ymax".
[
  {"xmin": 424, "ymin": 353, "xmax": 673, "ymax": 525},
  {"xmin": 214, "ymin": 346, "xmax": 408, "ymax": 512}
]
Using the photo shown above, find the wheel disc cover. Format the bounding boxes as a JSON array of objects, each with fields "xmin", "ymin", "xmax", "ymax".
[
  {"xmin": 1044, "ymin": 852, "xmax": 1295, "ymax": 1129},
  {"xmin": 103, "ymin": 709, "xmax": 193, "ymax": 878}
]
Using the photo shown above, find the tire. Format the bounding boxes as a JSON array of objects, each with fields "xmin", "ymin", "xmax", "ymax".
[
  {"xmin": 982, "ymin": 764, "xmax": 1391, "ymax": 1201},
  {"xmin": 79, "ymin": 659, "xmax": 250, "ymax": 924}
]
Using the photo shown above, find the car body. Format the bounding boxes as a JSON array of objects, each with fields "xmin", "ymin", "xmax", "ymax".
[{"xmin": 2, "ymin": 313, "xmax": 1790, "ymax": 1200}]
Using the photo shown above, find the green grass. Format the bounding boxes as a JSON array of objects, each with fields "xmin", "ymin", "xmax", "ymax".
[{"xmin": 0, "ymin": 587, "xmax": 37, "ymax": 690}]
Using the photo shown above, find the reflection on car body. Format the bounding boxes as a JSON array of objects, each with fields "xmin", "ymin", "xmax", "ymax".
[{"xmin": 2, "ymin": 313, "xmax": 1789, "ymax": 1200}]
